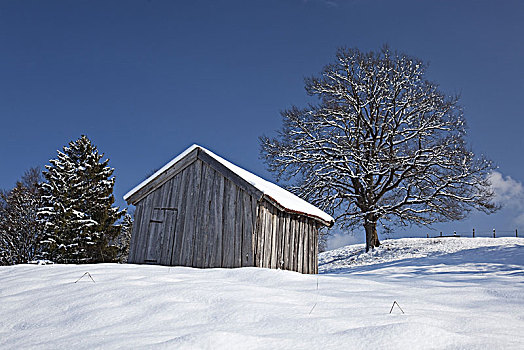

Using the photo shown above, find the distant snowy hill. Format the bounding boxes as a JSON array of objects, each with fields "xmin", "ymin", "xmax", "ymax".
[
  {"xmin": 1, "ymin": 238, "xmax": 523, "ymax": 349},
  {"xmin": 320, "ymin": 237, "xmax": 524, "ymax": 272}
]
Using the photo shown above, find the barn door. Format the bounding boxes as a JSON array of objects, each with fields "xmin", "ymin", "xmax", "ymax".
[{"xmin": 144, "ymin": 207, "xmax": 178, "ymax": 264}]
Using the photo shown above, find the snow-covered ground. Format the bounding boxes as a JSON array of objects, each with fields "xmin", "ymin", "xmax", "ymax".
[{"xmin": 1, "ymin": 237, "xmax": 523, "ymax": 349}]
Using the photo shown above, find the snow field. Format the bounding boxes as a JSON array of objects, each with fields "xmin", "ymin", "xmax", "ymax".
[{"xmin": 1, "ymin": 237, "xmax": 523, "ymax": 349}]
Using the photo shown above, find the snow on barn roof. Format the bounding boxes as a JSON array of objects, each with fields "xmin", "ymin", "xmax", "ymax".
[{"xmin": 124, "ymin": 144, "xmax": 334, "ymax": 226}]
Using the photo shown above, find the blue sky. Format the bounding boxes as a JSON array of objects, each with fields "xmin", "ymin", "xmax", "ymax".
[{"xmin": 1, "ymin": 0, "xmax": 523, "ymax": 247}]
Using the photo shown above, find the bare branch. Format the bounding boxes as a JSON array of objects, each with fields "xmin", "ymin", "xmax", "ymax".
[{"xmin": 261, "ymin": 46, "xmax": 497, "ymax": 251}]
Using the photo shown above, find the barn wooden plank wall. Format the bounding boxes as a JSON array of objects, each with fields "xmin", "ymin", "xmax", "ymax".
[
  {"xmin": 128, "ymin": 159, "xmax": 257, "ymax": 268},
  {"xmin": 254, "ymin": 200, "xmax": 318, "ymax": 274},
  {"xmin": 127, "ymin": 148, "xmax": 322, "ymax": 274}
]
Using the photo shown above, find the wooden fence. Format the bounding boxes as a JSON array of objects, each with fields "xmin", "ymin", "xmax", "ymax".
[{"xmin": 425, "ymin": 229, "xmax": 519, "ymax": 239}]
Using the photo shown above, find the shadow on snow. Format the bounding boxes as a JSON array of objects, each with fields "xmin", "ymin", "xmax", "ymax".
[{"xmin": 320, "ymin": 244, "xmax": 524, "ymax": 281}]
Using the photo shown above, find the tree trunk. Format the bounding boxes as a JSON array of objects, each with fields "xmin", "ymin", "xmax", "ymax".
[{"xmin": 364, "ymin": 220, "xmax": 380, "ymax": 252}]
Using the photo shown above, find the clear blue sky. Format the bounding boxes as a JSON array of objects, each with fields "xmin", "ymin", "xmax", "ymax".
[{"xmin": 1, "ymin": 0, "xmax": 523, "ymax": 246}]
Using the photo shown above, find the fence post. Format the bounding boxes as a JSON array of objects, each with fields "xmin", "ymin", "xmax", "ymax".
[
  {"xmin": 472, "ymin": 228, "xmax": 475, "ymax": 238},
  {"xmin": 493, "ymin": 229, "xmax": 496, "ymax": 238},
  {"xmin": 440, "ymin": 232, "xmax": 442, "ymax": 237},
  {"xmin": 516, "ymin": 229, "xmax": 518, "ymax": 238},
  {"xmin": 427, "ymin": 233, "xmax": 429, "ymax": 238}
]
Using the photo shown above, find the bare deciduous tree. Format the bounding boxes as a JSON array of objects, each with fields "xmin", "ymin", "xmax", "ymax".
[{"xmin": 261, "ymin": 46, "xmax": 497, "ymax": 251}]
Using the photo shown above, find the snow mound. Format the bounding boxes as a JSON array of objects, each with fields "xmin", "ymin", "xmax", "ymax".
[
  {"xmin": 320, "ymin": 237, "xmax": 524, "ymax": 273},
  {"xmin": 1, "ymin": 238, "xmax": 523, "ymax": 349}
]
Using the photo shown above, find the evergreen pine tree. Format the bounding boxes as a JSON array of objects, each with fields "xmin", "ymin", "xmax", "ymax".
[
  {"xmin": 0, "ymin": 168, "xmax": 45, "ymax": 265},
  {"xmin": 39, "ymin": 135, "xmax": 124, "ymax": 263},
  {"xmin": 115, "ymin": 213, "xmax": 133, "ymax": 263}
]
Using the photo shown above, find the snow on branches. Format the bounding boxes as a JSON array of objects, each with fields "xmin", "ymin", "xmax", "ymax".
[
  {"xmin": 0, "ymin": 168, "xmax": 44, "ymax": 265},
  {"xmin": 261, "ymin": 46, "xmax": 497, "ymax": 251},
  {"xmin": 38, "ymin": 135, "xmax": 124, "ymax": 263}
]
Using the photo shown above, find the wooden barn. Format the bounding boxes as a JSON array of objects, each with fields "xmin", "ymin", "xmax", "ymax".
[{"xmin": 123, "ymin": 144, "xmax": 334, "ymax": 274}]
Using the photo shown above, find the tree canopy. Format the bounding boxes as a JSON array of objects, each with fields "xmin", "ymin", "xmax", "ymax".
[{"xmin": 261, "ymin": 46, "xmax": 497, "ymax": 251}]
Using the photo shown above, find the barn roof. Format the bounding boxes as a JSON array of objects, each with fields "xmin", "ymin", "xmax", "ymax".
[{"xmin": 123, "ymin": 144, "xmax": 334, "ymax": 226}]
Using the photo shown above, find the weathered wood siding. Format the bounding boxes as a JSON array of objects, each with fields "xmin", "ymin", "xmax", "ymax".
[
  {"xmin": 127, "ymin": 150, "xmax": 322, "ymax": 274},
  {"xmin": 254, "ymin": 199, "xmax": 319, "ymax": 274},
  {"xmin": 128, "ymin": 159, "xmax": 258, "ymax": 268}
]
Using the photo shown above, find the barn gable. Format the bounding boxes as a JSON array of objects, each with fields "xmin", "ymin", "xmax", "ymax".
[
  {"xmin": 124, "ymin": 145, "xmax": 333, "ymax": 273},
  {"xmin": 125, "ymin": 145, "xmax": 334, "ymax": 226}
]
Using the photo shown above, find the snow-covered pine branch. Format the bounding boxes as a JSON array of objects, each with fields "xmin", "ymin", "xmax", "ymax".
[{"xmin": 38, "ymin": 135, "xmax": 125, "ymax": 263}]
